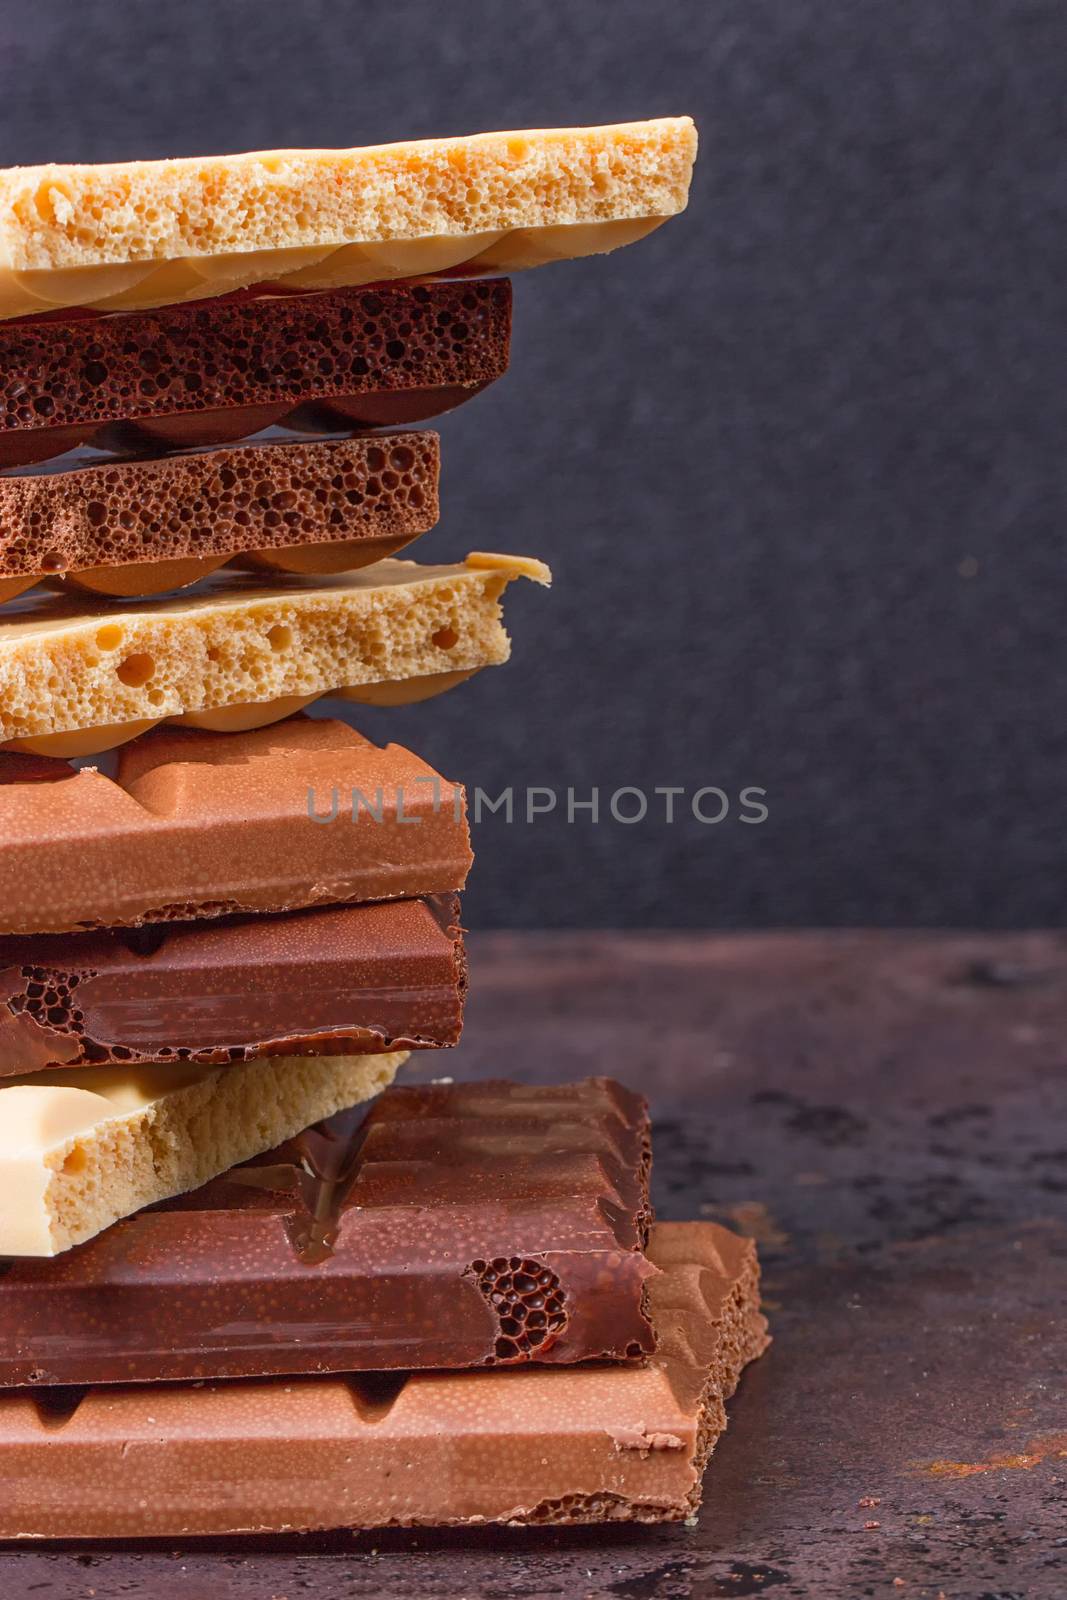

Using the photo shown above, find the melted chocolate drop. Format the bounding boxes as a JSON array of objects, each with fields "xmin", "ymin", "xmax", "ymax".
[{"xmin": 226, "ymin": 1103, "xmax": 371, "ymax": 1265}]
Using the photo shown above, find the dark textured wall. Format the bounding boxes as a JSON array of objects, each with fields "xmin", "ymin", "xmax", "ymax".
[{"xmin": 2, "ymin": 0, "xmax": 1064, "ymax": 927}]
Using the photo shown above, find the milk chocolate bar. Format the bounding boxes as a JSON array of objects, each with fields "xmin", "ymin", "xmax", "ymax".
[
  {"xmin": 0, "ymin": 552, "xmax": 550, "ymax": 756},
  {"xmin": 0, "ymin": 1077, "xmax": 651, "ymax": 1384},
  {"xmin": 0, "ymin": 1051, "xmax": 406, "ymax": 1257},
  {"xmin": 0, "ymin": 280, "xmax": 510, "ymax": 467},
  {"xmin": 0, "ymin": 433, "xmax": 439, "ymax": 602},
  {"xmin": 0, "ymin": 120, "xmax": 696, "ymax": 318},
  {"xmin": 0, "ymin": 894, "xmax": 464, "ymax": 1073},
  {"xmin": 0, "ymin": 717, "xmax": 472, "ymax": 936},
  {"xmin": 0, "ymin": 1222, "xmax": 766, "ymax": 1534}
]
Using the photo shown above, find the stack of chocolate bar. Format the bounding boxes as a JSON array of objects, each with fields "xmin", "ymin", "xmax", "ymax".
[{"xmin": 0, "ymin": 119, "xmax": 767, "ymax": 1537}]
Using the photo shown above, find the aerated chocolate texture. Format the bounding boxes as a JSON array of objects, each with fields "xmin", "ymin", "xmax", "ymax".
[
  {"xmin": 0, "ymin": 280, "xmax": 511, "ymax": 466},
  {"xmin": 0, "ymin": 895, "xmax": 465, "ymax": 1073},
  {"xmin": 0, "ymin": 433, "xmax": 439, "ymax": 586},
  {"xmin": 0, "ymin": 1221, "xmax": 766, "ymax": 1535},
  {"xmin": 0, "ymin": 1078, "xmax": 653, "ymax": 1385},
  {"xmin": 0, "ymin": 552, "xmax": 547, "ymax": 749}
]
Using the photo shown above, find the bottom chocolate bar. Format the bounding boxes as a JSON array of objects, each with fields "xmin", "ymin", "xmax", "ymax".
[{"xmin": 0, "ymin": 1222, "xmax": 768, "ymax": 1536}]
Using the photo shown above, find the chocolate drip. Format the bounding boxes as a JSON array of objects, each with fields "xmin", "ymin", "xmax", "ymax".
[{"xmin": 227, "ymin": 1105, "xmax": 371, "ymax": 1265}]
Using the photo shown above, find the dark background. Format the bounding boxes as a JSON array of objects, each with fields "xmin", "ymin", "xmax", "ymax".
[{"xmin": 3, "ymin": 0, "xmax": 1065, "ymax": 928}]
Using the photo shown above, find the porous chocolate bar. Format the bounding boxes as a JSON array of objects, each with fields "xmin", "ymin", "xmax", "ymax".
[
  {"xmin": 0, "ymin": 433, "xmax": 439, "ymax": 601},
  {"xmin": 0, "ymin": 895, "xmax": 465, "ymax": 1072},
  {"xmin": 0, "ymin": 280, "xmax": 510, "ymax": 466},
  {"xmin": 0, "ymin": 121, "xmax": 696, "ymax": 318},
  {"xmin": 0, "ymin": 1077, "xmax": 652, "ymax": 1384},
  {"xmin": 0, "ymin": 717, "xmax": 471, "ymax": 936},
  {"xmin": 0, "ymin": 552, "xmax": 550, "ymax": 756},
  {"xmin": 0, "ymin": 1222, "xmax": 766, "ymax": 1534}
]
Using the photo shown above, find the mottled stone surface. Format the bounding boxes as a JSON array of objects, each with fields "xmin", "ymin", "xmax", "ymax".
[{"xmin": 1, "ymin": 931, "xmax": 1062, "ymax": 1596}]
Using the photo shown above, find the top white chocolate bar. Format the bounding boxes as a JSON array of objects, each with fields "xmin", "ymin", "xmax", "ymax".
[{"xmin": 0, "ymin": 118, "xmax": 697, "ymax": 318}]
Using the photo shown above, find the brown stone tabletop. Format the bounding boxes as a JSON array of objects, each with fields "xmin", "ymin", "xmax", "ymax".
[{"xmin": 1, "ymin": 931, "xmax": 1063, "ymax": 1599}]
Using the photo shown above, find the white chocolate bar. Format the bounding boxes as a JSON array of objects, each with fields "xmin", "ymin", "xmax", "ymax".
[
  {"xmin": 0, "ymin": 120, "xmax": 697, "ymax": 316},
  {"xmin": 0, "ymin": 1052, "xmax": 406, "ymax": 1256},
  {"xmin": 0, "ymin": 553, "xmax": 551, "ymax": 752}
]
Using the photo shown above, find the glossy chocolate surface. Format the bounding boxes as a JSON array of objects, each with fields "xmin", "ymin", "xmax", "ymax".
[
  {"xmin": 0, "ymin": 895, "xmax": 465, "ymax": 1071},
  {"xmin": 0, "ymin": 1078, "xmax": 655, "ymax": 1384}
]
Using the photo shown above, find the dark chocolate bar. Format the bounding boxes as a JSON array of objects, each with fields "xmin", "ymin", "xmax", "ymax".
[
  {"xmin": 0, "ymin": 895, "xmax": 465, "ymax": 1073},
  {"xmin": 0, "ymin": 1078, "xmax": 654, "ymax": 1384},
  {"xmin": 0, "ymin": 280, "xmax": 510, "ymax": 467}
]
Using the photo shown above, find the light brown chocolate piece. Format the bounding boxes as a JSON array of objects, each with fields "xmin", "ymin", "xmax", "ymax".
[
  {"xmin": 0, "ymin": 433, "xmax": 438, "ymax": 594},
  {"xmin": 0, "ymin": 1221, "xmax": 766, "ymax": 1534},
  {"xmin": 0, "ymin": 715, "xmax": 472, "ymax": 935}
]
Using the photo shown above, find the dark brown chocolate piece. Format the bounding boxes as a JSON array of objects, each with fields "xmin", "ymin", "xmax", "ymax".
[
  {"xmin": 0, "ymin": 895, "xmax": 465, "ymax": 1072},
  {"xmin": 0, "ymin": 279, "xmax": 510, "ymax": 467},
  {"xmin": 0, "ymin": 1078, "xmax": 654, "ymax": 1385}
]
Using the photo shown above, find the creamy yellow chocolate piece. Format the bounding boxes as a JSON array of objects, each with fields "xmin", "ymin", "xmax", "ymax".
[
  {"xmin": 0, "ymin": 553, "xmax": 550, "ymax": 750},
  {"xmin": 8, "ymin": 678, "xmax": 479, "ymax": 757},
  {"xmin": 0, "ymin": 119, "xmax": 696, "ymax": 316},
  {"xmin": 0, "ymin": 1052, "xmax": 406, "ymax": 1257},
  {"xmin": 337, "ymin": 669, "xmax": 478, "ymax": 707}
]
